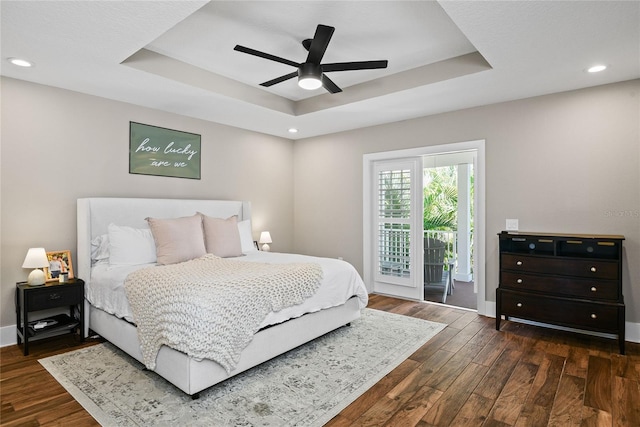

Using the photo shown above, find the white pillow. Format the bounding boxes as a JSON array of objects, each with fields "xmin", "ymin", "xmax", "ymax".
[
  {"xmin": 238, "ymin": 220, "xmax": 257, "ymax": 253},
  {"xmin": 146, "ymin": 214, "xmax": 206, "ymax": 265},
  {"xmin": 107, "ymin": 224, "xmax": 157, "ymax": 266},
  {"xmin": 91, "ymin": 234, "xmax": 110, "ymax": 265}
]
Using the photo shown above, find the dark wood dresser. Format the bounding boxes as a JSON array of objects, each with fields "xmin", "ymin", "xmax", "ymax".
[{"xmin": 496, "ymin": 231, "xmax": 626, "ymax": 354}]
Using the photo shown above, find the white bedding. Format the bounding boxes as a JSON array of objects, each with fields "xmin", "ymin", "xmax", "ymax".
[{"xmin": 87, "ymin": 251, "xmax": 368, "ymax": 329}]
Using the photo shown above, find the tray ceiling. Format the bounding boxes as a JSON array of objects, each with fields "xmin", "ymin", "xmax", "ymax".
[{"xmin": 1, "ymin": 1, "xmax": 638, "ymax": 139}]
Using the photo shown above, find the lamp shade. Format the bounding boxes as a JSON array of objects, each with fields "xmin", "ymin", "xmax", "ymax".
[
  {"xmin": 22, "ymin": 248, "xmax": 48, "ymax": 268},
  {"xmin": 259, "ymin": 231, "xmax": 272, "ymax": 244},
  {"xmin": 22, "ymin": 247, "xmax": 49, "ymax": 286},
  {"xmin": 259, "ymin": 231, "xmax": 272, "ymax": 252}
]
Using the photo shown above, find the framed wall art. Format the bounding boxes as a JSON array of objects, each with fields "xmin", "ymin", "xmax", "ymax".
[{"xmin": 129, "ymin": 122, "xmax": 201, "ymax": 179}]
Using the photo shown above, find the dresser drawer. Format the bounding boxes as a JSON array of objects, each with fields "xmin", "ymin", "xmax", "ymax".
[
  {"xmin": 499, "ymin": 290, "xmax": 620, "ymax": 332},
  {"xmin": 28, "ymin": 286, "xmax": 82, "ymax": 310},
  {"xmin": 501, "ymin": 253, "xmax": 618, "ymax": 280},
  {"xmin": 500, "ymin": 271, "xmax": 620, "ymax": 301}
]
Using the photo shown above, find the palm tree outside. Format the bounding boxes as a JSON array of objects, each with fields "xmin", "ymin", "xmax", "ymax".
[{"xmin": 423, "ymin": 165, "xmax": 474, "ymax": 273}]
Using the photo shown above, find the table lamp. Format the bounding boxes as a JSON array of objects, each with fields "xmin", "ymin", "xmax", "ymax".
[
  {"xmin": 22, "ymin": 247, "xmax": 49, "ymax": 286},
  {"xmin": 259, "ymin": 231, "xmax": 272, "ymax": 252}
]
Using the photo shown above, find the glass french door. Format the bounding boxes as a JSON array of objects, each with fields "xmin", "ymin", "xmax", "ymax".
[{"xmin": 371, "ymin": 158, "xmax": 423, "ymax": 299}]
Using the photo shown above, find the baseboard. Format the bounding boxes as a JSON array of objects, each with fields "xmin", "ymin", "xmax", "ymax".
[
  {"xmin": 481, "ymin": 301, "xmax": 496, "ymax": 318},
  {"xmin": 1, "ymin": 324, "xmax": 17, "ymax": 348},
  {"xmin": 627, "ymin": 322, "xmax": 640, "ymax": 343}
]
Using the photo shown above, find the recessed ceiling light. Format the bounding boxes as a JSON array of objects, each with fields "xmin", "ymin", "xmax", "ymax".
[
  {"xmin": 587, "ymin": 64, "xmax": 607, "ymax": 73},
  {"xmin": 8, "ymin": 57, "xmax": 34, "ymax": 67},
  {"xmin": 288, "ymin": 128, "xmax": 298, "ymax": 134}
]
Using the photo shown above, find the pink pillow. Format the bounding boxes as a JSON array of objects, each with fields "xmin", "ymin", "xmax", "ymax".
[
  {"xmin": 146, "ymin": 214, "xmax": 206, "ymax": 265},
  {"xmin": 199, "ymin": 213, "xmax": 243, "ymax": 258}
]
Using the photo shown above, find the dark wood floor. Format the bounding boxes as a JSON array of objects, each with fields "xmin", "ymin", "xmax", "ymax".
[{"xmin": 2, "ymin": 294, "xmax": 639, "ymax": 426}]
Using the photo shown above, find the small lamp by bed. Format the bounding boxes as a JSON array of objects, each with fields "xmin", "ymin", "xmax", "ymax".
[
  {"xmin": 22, "ymin": 247, "xmax": 49, "ymax": 286},
  {"xmin": 259, "ymin": 231, "xmax": 272, "ymax": 252}
]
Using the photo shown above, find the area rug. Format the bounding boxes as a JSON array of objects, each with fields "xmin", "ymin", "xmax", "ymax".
[{"xmin": 39, "ymin": 308, "xmax": 445, "ymax": 426}]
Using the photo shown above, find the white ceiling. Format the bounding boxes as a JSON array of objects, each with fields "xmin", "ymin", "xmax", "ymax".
[{"xmin": 2, "ymin": 1, "xmax": 638, "ymax": 140}]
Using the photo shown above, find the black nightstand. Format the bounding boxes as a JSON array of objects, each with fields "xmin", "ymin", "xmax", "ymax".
[{"xmin": 15, "ymin": 278, "xmax": 85, "ymax": 356}]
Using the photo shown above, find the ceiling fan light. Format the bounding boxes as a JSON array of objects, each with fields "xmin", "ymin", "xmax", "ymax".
[
  {"xmin": 298, "ymin": 63, "xmax": 322, "ymax": 90},
  {"xmin": 298, "ymin": 76, "xmax": 322, "ymax": 90}
]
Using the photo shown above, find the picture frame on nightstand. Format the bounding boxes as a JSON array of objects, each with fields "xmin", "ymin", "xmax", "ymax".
[{"xmin": 45, "ymin": 250, "xmax": 74, "ymax": 282}]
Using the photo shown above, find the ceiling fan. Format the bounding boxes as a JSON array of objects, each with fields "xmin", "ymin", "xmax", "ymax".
[{"xmin": 234, "ymin": 24, "xmax": 388, "ymax": 94}]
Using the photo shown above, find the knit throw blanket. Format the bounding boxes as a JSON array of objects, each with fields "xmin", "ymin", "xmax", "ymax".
[{"xmin": 124, "ymin": 254, "xmax": 323, "ymax": 372}]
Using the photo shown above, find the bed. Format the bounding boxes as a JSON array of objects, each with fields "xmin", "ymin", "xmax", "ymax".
[{"xmin": 77, "ymin": 197, "xmax": 368, "ymax": 398}]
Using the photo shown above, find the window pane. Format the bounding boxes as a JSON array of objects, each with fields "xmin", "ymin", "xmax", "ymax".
[
  {"xmin": 378, "ymin": 169, "xmax": 411, "ymax": 219},
  {"xmin": 378, "ymin": 223, "xmax": 411, "ymax": 277}
]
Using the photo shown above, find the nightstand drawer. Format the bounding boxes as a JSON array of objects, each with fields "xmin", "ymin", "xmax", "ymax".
[
  {"xmin": 29, "ymin": 286, "xmax": 82, "ymax": 310},
  {"xmin": 500, "ymin": 290, "xmax": 620, "ymax": 332},
  {"xmin": 501, "ymin": 253, "xmax": 618, "ymax": 280},
  {"xmin": 500, "ymin": 271, "xmax": 619, "ymax": 300}
]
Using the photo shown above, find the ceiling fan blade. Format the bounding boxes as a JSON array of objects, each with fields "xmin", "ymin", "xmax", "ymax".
[
  {"xmin": 322, "ymin": 60, "xmax": 388, "ymax": 72},
  {"xmin": 321, "ymin": 74, "xmax": 342, "ymax": 94},
  {"xmin": 306, "ymin": 25, "xmax": 335, "ymax": 64},
  {"xmin": 260, "ymin": 71, "xmax": 298, "ymax": 87},
  {"xmin": 234, "ymin": 45, "xmax": 300, "ymax": 68}
]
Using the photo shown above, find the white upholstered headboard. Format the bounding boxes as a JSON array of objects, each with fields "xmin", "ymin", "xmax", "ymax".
[{"xmin": 77, "ymin": 198, "xmax": 251, "ymax": 286}]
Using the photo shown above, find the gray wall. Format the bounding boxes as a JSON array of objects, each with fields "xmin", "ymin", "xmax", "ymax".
[
  {"xmin": 2, "ymin": 76, "xmax": 638, "ymax": 328},
  {"xmin": 293, "ymin": 79, "xmax": 640, "ymax": 323},
  {"xmin": 0, "ymin": 77, "xmax": 294, "ymax": 327}
]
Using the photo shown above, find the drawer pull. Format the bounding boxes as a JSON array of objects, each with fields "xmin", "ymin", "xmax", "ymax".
[
  {"xmin": 590, "ymin": 286, "xmax": 597, "ymax": 292},
  {"xmin": 516, "ymin": 261, "xmax": 523, "ymax": 266},
  {"xmin": 49, "ymin": 293, "xmax": 61, "ymax": 300},
  {"xmin": 590, "ymin": 266, "xmax": 597, "ymax": 273},
  {"xmin": 516, "ymin": 278, "xmax": 523, "ymax": 284},
  {"xmin": 516, "ymin": 303, "xmax": 523, "ymax": 308},
  {"xmin": 591, "ymin": 313, "xmax": 597, "ymax": 319}
]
